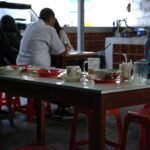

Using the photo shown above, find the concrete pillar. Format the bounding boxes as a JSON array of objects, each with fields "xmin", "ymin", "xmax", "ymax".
[{"xmin": 77, "ymin": 0, "xmax": 84, "ymax": 52}]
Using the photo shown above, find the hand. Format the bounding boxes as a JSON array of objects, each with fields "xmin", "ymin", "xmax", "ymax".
[{"xmin": 65, "ymin": 43, "xmax": 71, "ymax": 51}]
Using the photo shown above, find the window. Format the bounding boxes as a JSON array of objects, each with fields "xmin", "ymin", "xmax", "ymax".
[
  {"xmin": 5, "ymin": 0, "xmax": 150, "ymax": 27},
  {"xmin": 30, "ymin": 0, "xmax": 128, "ymax": 27},
  {"xmin": 0, "ymin": 1, "xmax": 38, "ymax": 35},
  {"xmin": 0, "ymin": 1, "xmax": 38, "ymax": 24}
]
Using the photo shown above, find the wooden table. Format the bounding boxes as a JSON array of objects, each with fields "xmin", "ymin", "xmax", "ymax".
[
  {"xmin": 52, "ymin": 51, "xmax": 97, "ymax": 68},
  {"xmin": 0, "ymin": 74, "xmax": 150, "ymax": 150},
  {"xmin": 62, "ymin": 51, "xmax": 97, "ymax": 68}
]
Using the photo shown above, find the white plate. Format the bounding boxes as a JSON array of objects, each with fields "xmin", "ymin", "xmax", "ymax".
[
  {"xmin": 59, "ymin": 74, "xmax": 80, "ymax": 82},
  {"xmin": 64, "ymin": 76, "xmax": 80, "ymax": 82},
  {"xmin": 0, "ymin": 66, "xmax": 25, "ymax": 75}
]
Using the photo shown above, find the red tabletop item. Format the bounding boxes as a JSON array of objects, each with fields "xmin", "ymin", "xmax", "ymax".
[{"xmin": 37, "ymin": 69, "xmax": 62, "ymax": 78}]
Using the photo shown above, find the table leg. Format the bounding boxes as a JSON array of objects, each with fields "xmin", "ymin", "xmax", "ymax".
[
  {"xmin": 36, "ymin": 99, "xmax": 45, "ymax": 145},
  {"xmin": 88, "ymin": 107, "xmax": 106, "ymax": 150},
  {"xmin": 145, "ymin": 127, "xmax": 150, "ymax": 150}
]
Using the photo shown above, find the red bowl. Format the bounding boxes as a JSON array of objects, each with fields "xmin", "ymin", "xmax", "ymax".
[{"xmin": 38, "ymin": 69, "xmax": 60, "ymax": 77}]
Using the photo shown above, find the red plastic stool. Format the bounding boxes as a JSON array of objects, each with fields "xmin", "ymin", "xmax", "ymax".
[
  {"xmin": 0, "ymin": 92, "xmax": 17, "ymax": 108},
  {"xmin": 0, "ymin": 92, "xmax": 7, "ymax": 106},
  {"xmin": 0, "ymin": 92, "xmax": 15, "ymax": 127},
  {"xmin": 121, "ymin": 105, "xmax": 150, "ymax": 150},
  {"xmin": 0, "ymin": 93, "xmax": 52, "ymax": 123},
  {"xmin": 15, "ymin": 145, "xmax": 49, "ymax": 150},
  {"xmin": 14, "ymin": 97, "xmax": 52, "ymax": 122},
  {"xmin": 69, "ymin": 107, "xmax": 122, "ymax": 150}
]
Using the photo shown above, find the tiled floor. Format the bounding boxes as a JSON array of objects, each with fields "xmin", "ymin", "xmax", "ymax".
[{"xmin": 0, "ymin": 106, "xmax": 142, "ymax": 150}]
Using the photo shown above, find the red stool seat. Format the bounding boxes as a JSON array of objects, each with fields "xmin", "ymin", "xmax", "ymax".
[
  {"xmin": 69, "ymin": 107, "xmax": 122, "ymax": 150},
  {"xmin": 121, "ymin": 106, "xmax": 150, "ymax": 150},
  {"xmin": 15, "ymin": 145, "xmax": 49, "ymax": 150},
  {"xmin": 126, "ymin": 109, "xmax": 150, "ymax": 123}
]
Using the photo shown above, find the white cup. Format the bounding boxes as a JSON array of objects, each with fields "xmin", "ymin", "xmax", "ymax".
[
  {"xmin": 83, "ymin": 58, "xmax": 100, "ymax": 74},
  {"xmin": 66, "ymin": 66, "xmax": 81, "ymax": 77},
  {"xmin": 133, "ymin": 61, "xmax": 148, "ymax": 84}
]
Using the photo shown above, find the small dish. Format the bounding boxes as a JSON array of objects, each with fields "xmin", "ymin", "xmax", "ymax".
[{"xmin": 0, "ymin": 65, "xmax": 25, "ymax": 75}]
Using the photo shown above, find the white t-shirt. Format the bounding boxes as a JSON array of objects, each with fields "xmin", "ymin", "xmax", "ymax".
[{"xmin": 16, "ymin": 19, "xmax": 65, "ymax": 68}]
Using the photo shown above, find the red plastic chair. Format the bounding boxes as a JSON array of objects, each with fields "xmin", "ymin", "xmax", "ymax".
[
  {"xmin": 0, "ymin": 92, "xmax": 16, "ymax": 107},
  {"xmin": 0, "ymin": 93, "xmax": 52, "ymax": 123},
  {"xmin": 121, "ymin": 104, "xmax": 150, "ymax": 150},
  {"xmin": 14, "ymin": 97, "xmax": 52, "ymax": 122},
  {"xmin": 69, "ymin": 107, "xmax": 122, "ymax": 150},
  {"xmin": 0, "ymin": 92, "xmax": 7, "ymax": 106}
]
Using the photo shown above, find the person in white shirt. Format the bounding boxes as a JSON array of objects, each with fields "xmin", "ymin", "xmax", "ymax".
[{"xmin": 16, "ymin": 8, "xmax": 67, "ymax": 68}]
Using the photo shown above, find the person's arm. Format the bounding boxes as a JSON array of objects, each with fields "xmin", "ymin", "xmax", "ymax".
[
  {"xmin": 50, "ymin": 28, "xmax": 70, "ymax": 56},
  {"xmin": 59, "ymin": 30, "xmax": 74, "ymax": 51},
  {"xmin": 50, "ymin": 28, "xmax": 69, "ymax": 68}
]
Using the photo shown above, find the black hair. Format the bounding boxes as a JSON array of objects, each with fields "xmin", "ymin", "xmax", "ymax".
[
  {"xmin": 39, "ymin": 8, "xmax": 55, "ymax": 22},
  {"xmin": 54, "ymin": 18, "xmax": 62, "ymax": 37},
  {"xmin": 1, "ymin": 15, "xmax": 18, "ymax": 33}
]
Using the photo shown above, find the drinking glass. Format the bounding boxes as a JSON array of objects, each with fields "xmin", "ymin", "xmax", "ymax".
[
  {"xmin": 133, "ymin": 61, "xmax": 149, "ymax": 84},
  {"xmin": 83, "ymin": 58, "xmax": 100, "ymax": 74}
]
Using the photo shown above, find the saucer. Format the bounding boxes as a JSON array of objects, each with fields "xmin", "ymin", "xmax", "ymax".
[
  {"xmin": 0, "ymin": 65, "xmax": 25, "ymax": 75},
  {"xmin": 62, "ymin": 75, "xmax": 80, "ymax": 82},
  {"xmin": 65, "ymin": 76, "xmax": 80, "ymax": 82},
  {"xmin": 26, "ymin": 67, "xmax": 64, "ymax": 78}
]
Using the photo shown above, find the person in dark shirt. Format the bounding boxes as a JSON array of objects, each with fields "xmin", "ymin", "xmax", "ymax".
[
  {"xmin": 0, "ymin": 26, "xmax": 16, "ymax": 65},
  {"xmin": 1, "ymin": 15, "xmax": 20, "ymax": 61}
]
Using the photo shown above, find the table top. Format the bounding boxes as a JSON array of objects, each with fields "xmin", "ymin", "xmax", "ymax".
[
  {"xmin": 1, "ymin": 68, "xmax": 150, "ymax": 150},
  {"xmin": 0, "ymin": 72, "xmax": 150, "ymax": 95},
  {"xmin": 0, "ymin": 70, "xmax": 150, "ymax": 150}
]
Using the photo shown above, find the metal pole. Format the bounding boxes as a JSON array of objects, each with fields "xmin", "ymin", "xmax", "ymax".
[{"xmin": 77, "ymin": 0, "xmax": 84, "ymax": 52}]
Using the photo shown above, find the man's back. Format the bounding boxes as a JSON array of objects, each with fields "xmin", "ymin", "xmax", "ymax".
[{"xmin": 17, "ymin": 19, "xmax": 65, "ymax": 68}]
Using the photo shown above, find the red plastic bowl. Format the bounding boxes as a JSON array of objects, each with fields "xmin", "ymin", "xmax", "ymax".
[{"xmin": 38, "ymin": 69, "xmax": 60, "ymax": 78}]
